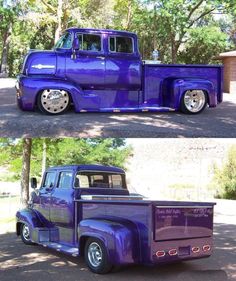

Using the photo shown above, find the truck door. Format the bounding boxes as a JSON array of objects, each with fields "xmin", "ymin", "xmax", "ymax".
[
  {"xmin": 65, "ymin": 33, "xmax": 105, "ymax": 89},
  {"xmin": 105, "ymin": 35, "xmax": 142, "ymax": 108},
  {"xmin": 33, "ymin": 171, "xmax": 57, "ymax": 223},
  {"xmin": 50, "ymin": 170, "xmax": 75, "ymax": 243}
]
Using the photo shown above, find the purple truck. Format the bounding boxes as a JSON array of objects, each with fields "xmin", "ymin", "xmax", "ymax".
[
  {"xmin": 16, "ymin": 28, "xmax": 223, "ymax": 115},
  {"xmin": 16, "ymin": 164, "xmax": 215, "ymax": 274}
]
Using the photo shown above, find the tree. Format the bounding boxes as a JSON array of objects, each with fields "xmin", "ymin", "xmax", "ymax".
[
  {"xmin": 145, "ymin": 0, "xmax": 235, "ymax": 63},
  {"xmin": 178, "ymin": 26, "xmax": 229, "ymax": 64},
  {"xmin": 213, "ymin": 146, "xmax": 236, "ymax": 199},
  {"xmin": 0, "ymin": 138, "xmax": 132, "ymax": 181},
  {"xmin": 20, "ymin": 138, "xmax": 32, "ymax": 206}
]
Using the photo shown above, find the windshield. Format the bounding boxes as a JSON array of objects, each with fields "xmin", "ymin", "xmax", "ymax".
[
  {"xmin": 74, "ymin": 171, "xmax": 126, "ymax": 189},
  {"xmin": 54, "ymin": 32, "xmax": 73, "ymax": 49}
]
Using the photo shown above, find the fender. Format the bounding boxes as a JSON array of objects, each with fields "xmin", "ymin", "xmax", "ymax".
[
  {"xmin": 16, "ymin": 208, "xmax": 43, "ymax": 236},
  {"xmin": 164, "ymin": 78, "xmax": 216, "ymax": 109},
  {"xmin": 78, "ymin": 218, "xmax": 140, "ymax": 265},
  {"xmin": 17, "ymin": 75, "xmax": 84, "ymax": 112}
]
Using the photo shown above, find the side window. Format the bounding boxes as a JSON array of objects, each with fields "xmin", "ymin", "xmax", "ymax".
[
  {"xmin": 109, "ymin": 36, "xmax": 133, "ymax": 54},
  {"xmin": 109, "ymin": 174, "xmax": 123, "ymax": 189},
  {"xmin": 54, "ymin": 32, "xmax": 72, "ymax": 49},
  {"xmin": 43, "ymin": 172, "xmax": 56, "ymax": 188},
  {"xmin": 57, "ymin": 171, "xmax": 73, "ymax": 189},
  {"xmin": 76, "ymin": 33, "xmax": 102, "ymax": 52}
]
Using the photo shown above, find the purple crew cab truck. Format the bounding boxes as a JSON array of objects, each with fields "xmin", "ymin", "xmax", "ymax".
[
  {"xmin": 16, "ymin": 28, "xmax": 223, "ymax": 115},
  {"xmin": 16, "ymin": 164, "xmax": 215, "ymax": 274}
]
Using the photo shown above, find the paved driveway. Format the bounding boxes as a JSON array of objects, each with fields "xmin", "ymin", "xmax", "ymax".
[
  {"xmin": 0, "ymin": 222, "xmax": 234, "ymax": 281},
  {"xmin": 0, "ymin": 79, "xmax": 236, "ymax": 138}
]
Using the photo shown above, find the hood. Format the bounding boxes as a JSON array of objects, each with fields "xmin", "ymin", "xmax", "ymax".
[{"xmin": 23, "ymin": 50, "xmax": 56, "ymax": 75}]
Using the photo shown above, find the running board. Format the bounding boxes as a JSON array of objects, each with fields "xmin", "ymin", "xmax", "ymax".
[
  {"xmin": 31, "ymin": 227, "xmax": 59, "ymax": 243},
  {"xmin": 39, "ymin": 242, "xmax": 79, "ymax": 257},
  {"xmin": 77, "ymin": 107, "xmax": 176, "ymax": 113}
]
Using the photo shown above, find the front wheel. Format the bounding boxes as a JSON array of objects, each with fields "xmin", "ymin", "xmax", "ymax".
[
  {"xmin": 37, "ymin": 89, "xmax": 70, "ymax": 115},
  {"xmin": 20, "ymin": 223, "xmax": 34, "ymax": 245},
  {"xmin": 85, "ymin": 238, "xmax": 112, "ymax": 274},
  {"xmin": 180, "ymin": 90, "xmax": 207, "ymax": 114}
]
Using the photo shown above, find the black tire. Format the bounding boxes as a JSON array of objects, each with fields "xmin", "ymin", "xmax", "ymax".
[
  {"xmin": 37, "ymin": 89, "xmax": 71, "ymax": 115},
  {"xmin": 180, "ymin": 90, "xmax": 207, "ymax": 114},
  {"xmin": 20, "ymin": 223, "xmax": 34, "ymax": 245},
  {"xmin": 84, "ymin": 237, "xmax": 112, "ymax": 274}
]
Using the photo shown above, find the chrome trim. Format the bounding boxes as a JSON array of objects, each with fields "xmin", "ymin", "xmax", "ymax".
[
  {"xmin": 80, "ymin": 194, "xmax": 144, "ymax": 201},
  {"xmin": 32, "ymin": 64, "xmax": 55, "ymax": 69},
  {"xmin": 156, "ymin": 205, "xmax": 213, "ymax": 208}
]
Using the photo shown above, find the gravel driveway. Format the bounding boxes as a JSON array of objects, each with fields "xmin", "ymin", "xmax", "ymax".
[{"xmin": 0, "ymin": 78, "xmax": 236, "ymax": 138}]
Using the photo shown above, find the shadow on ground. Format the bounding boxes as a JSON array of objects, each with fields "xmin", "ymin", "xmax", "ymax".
[{"xmin": 0, "ymin": 223, "xmax": 234, "ymax": 281}]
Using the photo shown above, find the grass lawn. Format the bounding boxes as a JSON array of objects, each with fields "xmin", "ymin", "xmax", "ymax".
[{"xmin": 0, "ymin": 195, "xmax": 20, "ymax": 234}]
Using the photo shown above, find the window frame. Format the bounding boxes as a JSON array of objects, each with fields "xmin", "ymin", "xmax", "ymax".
[
  {"xmin": 57, "ymin": 170, "xmax": 74, "ymax": 189},
  {"xmin": 41, "ymin": 171, "xmax": 57, "ymax": 189},
  {"xmin": 75, "ymin": 32, "xmax": 103, "ymax": 53},
  {"xmin": 54, "ymin": 32, "xmax": 73, "ymax": 50},
  {"xmin": 74, "ymin": 170, "xmax": 126, "ymax": 190},
  {"xmin": 108, "ymin": 35, "xmax": 134, "ymax": 54}
]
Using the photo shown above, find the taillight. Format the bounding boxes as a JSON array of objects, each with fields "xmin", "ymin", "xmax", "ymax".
[
  {"xmin": 192, "ymin": 246, "xmax": 200, "ymax": 253},
  {"xmin": 168, "ymin": 249, "xmax": 178, "ymax": 256},
  {"xmin": 156, "ymin": 250, "xmax": 165, "ymax": 257},
  {"xmin": 203, "ymin": 245, "xmax": 211, "ymax": 252}
]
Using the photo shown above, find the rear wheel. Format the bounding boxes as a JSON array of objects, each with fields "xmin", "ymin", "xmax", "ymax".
[
  {"xmin": 20, "ymin": 223, "xmax": 34, "ymax": 245},
  {"xmin": 37, "ymin": 89, "xmax": 70, "ymax": 115},
  {"xmin": 180, "ymin": 90, "xmax": 207, "ymax": 114},
  {"xmin": 85, "ymin": 238, "xmax": 112, "ymax": 274}
]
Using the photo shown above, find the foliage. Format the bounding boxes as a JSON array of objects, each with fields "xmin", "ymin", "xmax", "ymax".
[
  {"xmin": 0, "ymin": 138, "xmax": 132, "ymax": 181},
  {"xmin": 213, "ymin": 146, "xmax": 236, "ymax": 199},
  {"xmin": 178, "ymin": 26, "xmax": 229, "ymax": 64}
]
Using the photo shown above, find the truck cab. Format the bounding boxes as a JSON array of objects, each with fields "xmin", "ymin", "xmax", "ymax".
[
  {"xmin": 16, "ymin": 164, "xmax": 215, "ymax": 274},
  {"xmin": 16, "ymin": 28, "xmax": 223, "ymax": 115}
]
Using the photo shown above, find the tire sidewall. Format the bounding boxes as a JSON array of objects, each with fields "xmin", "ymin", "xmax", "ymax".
[
  {"xmin": 85, "ymin": 237, "xmax": 112, "ymax": 274},
  {"xmin": 180, "ymin": 90, "xmax": 207, "ymax": 114},
  {"xmin": 20, "ymin": 223, "xmax": 34, "ymax": 245},
  {"xmin": 37, "ymin": 90, "xmax": 71, "ymax": 115}
]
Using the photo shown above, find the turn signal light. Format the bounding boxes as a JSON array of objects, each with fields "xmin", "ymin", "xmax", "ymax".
[
  {"xmin": 156, "ymin": 250, "xmax": 165, "ymax": 257},
  {"xmin": 192, "ymin": 246, "xmax": 200, "ymax": 253},
  {"xmin": 203, "ymin": 245, "xmax": 211, "ymax": 252},
  {"xmin": 168, "ymin": 249, "xmax": 178, "ymax": 256}
]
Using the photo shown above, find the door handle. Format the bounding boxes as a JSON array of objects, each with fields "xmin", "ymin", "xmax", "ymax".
[{"xmin": 96, "ymin": 56, "xmax": 105, "ymax": 60}]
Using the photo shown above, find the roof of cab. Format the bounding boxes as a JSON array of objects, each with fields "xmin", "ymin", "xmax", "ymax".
[
  {"xmin": 65, "ymin": 27, "xmax": 137, "ymax": 38},
  {"xmin": 47, "ymin": 164, "xmax": 125, "ymax": 173}
]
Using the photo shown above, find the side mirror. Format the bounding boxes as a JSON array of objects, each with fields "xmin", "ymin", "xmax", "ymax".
[
  {"xmin": 72, "ymin": 37, "xmax": 80, "ymax": 60},
  {"xmin": 30, "ymin": 177, "xmax": 37, "ymax": 189}
]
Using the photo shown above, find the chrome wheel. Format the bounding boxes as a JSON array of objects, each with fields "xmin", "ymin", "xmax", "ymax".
[
  {"xmin": 22, "ymin": 224, "xmax": 30, "ymax": 241},
  {"xmin": 183, "ymin": 90, "xmax": 206, "ymax": 113},
  {"xmin": 40, "ymin": 89, "xmax": 70, "ymax": 114},
  {"xmin": 87, "ymin": 242, "xmax": 103, "ymax": 268}
]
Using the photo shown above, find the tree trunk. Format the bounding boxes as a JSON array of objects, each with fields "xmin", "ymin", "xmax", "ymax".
[
  {"xmin": 125, "ymin": 0, "xmax": 132, "ymax": 30},
  {"xmin": 41, "ymin": 139, "xmax": 47, "ymax": 175},
  {"xmin": 20, "ymin": 138, "xmax": 32, "ymax": 207},
  {"xmin": 54, "ymin": 0, "xmax": 63, "ymax": 44},
  {"xmin": 0, "ymin": 23, "xmax": 12, "ymax": 77},
  {"xmin": 171, "ymin": 40, "xmax": 177, "ymax": 64}
]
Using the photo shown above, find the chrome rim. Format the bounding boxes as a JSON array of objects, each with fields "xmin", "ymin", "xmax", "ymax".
[
  {"xmin": 41, "ymin": 89, "xmax": 69, "ymax": 114},
  {"xmin": 184, "ymin": 90, "xmax": 206, "ymax": 113},
  {"xmin": 22, "ymin": 224, "xmax": 30, "ymax": 241},
  {"xmin": 88, "ymin": 242, "xmax": 103, "ymax": 268}
]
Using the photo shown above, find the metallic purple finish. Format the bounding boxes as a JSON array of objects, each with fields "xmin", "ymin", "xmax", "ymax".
[
  {"xmin": 16, "ymin": 164, "xmax": 215, "ymax": 269},
  {"xmin": 16, "ymin": 28, "xmax": 223, "ymax": 113}
]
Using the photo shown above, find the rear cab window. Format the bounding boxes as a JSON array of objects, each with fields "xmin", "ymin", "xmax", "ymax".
[
  {"xmin": 75, "ymin": 33, "xmax": 102, "ymax": 52},
  {"xmin": 74, "ymin": 171, "xmax": 126, "ymax": 189},
  {"xmin": 109, "ymin": 36, "xmax": 133, "ymax": 54}
]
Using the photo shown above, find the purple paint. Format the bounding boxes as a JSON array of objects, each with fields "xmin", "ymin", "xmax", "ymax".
[
  {"xmin": 16, "ymin": 164, "xmax": 216, "ymax": 273},
  {"xmin": 15, "ymin": 28, "xmax": 223, "ymax": 115}
]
